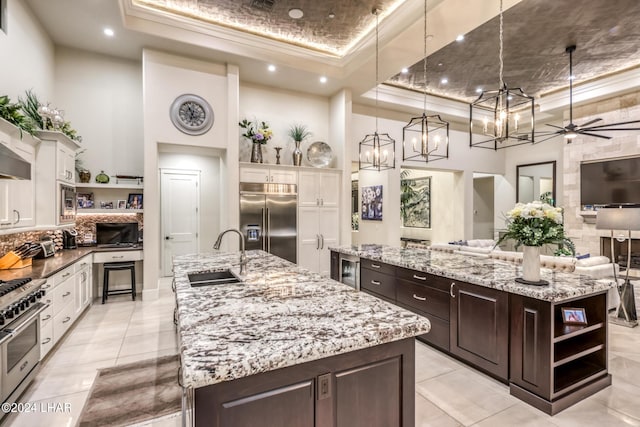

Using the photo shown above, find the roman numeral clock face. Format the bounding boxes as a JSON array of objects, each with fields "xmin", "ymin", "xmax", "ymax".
[{"xmin": 170, "ymin": 94, "xmax": 214, "ymax": 135}]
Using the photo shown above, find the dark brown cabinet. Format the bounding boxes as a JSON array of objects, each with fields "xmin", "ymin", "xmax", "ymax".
[
  {"xmin": 450, "ymin": 280, "xmax": 509, "ymax": 380},
  {"xmin": 330, "ymin": 250, "xmax": 339, "ymax": 281},
  {"xmin": 361, "ymin": 260, "xmax": 396, "ymax": 302},
  {"xmin": 194, "ymin": 338, "xmax": 416, "ymax": 427},
  {"xmin": 510, "ymin": 292, "xmax": 611, "ymax": 415}
]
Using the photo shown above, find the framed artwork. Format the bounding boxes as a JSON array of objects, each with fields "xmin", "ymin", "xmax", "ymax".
[
  {"xmin": 100, "ymin": 201, "xmax": 114, "ymax": 209},
  {"xmin": 128, "ymin": 193, "xmax": 143, "ymax": 209},
  {"xmin": 561, "ymin": 307, "xmax": 587, "ymax": 325},
  {"xmin": 361, "ymin": 185, "xmax": 383, "ymax": 221},
  {"xmin": 117, "ymin": 200, "xmax": 126, "ymax": 209},
  {"xmin": 77, "ymin": 192, "xmax": 94, "ymax": 209},
  {"xmin": 401, "ymin": 176, "xmax": 431, "ymax": 228}
]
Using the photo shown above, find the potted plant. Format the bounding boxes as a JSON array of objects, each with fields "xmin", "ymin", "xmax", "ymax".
[
  {"xmin": 239, "ymin": 118, "xmax": 273, "ymax": 163},
  {"xmin": 287, "ymin": 124, "xmax": 312, "ymax": 166},
  {"xmin": 0, "ymin": 95, "xmax": 37, "ymax": 137}
]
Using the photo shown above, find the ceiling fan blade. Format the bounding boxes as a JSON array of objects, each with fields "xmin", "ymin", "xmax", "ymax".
[
  {"xmin": 584, "ymin": 119, "xmax": 640, "ymax": 130},
  {"xmin": 577, "ymin": 118, "xmax": 603, "ymax": 128},
  {"xmin": 584, "ymin": 127, "xmax": 640, "ymax": 132},
  {"xmin": 578, "ymin": 131, "xmax": 611, "ymax": 139},
  {"xmin": 544, "ymin": 124, "xmax": 566, "ymax": 130}
]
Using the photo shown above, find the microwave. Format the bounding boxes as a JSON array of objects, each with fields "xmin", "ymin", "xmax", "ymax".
[{"xmin": 59, "ymin": 183, "xmax": 76, "ymax": 224}]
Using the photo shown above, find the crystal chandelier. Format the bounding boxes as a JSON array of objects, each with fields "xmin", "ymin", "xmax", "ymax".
[
  {"xmin": 359, "ymin": 8, "xmax": 395, "ymax": 172},
  {"xmin": 469, "ymin": 0, "xmax": 535, "ymax": 149},
  {"xmin": 402, "ymin": 0, "xmax": 449, "ymax": 163}
]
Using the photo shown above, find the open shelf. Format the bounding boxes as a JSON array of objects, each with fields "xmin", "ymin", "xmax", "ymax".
[
  {"xmin": 554, "ymin": 344, "xmax": 604, "ymax": 368},
  {"xmin": 553, "ymin": 322, "xmax": 604, "ymax": 343},
  {"xmin": 554, "ymin": 357, "xmax": 607, "ymax": 395},
  {"xmin": 77, "ymin": 209, "xmax": 143, "ymax": 214},
  {"xmin": 75, "ymin": 183, "xmax": 143, "ymax": 190}
]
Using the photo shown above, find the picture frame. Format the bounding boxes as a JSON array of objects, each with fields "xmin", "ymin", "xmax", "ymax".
[
  {"xmin": 361, "ymin": 185, "xmax": 382, "ymax": 221},
  {"xmin": 77, "ymin": 192, "xmax": 94, "ymax": 209},
  {"xmin": 128, "ymin": 193, "xmax": 143, "ymax": 210},
  {"xmin": 117, "ymin": 200, "xmax": 126, "ymax": 209},
  {"xmin": 401, "ymin": 176, "xmax": 431, "ymax": 228},
  {"xmin": 100, "ymin": 201, "xmax": 114, "ymax": 209},
  {"xmin": 561, "ymin": 307, "xmax": 587, "ymax": 325}
]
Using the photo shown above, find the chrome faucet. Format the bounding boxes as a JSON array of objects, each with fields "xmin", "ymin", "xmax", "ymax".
[{"xmin": 213, "ymin": 229, "xmax": 247, "ymax": 275}]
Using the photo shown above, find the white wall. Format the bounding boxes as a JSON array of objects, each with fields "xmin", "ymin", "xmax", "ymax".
[
  {"xmin": 0, "ymin": 0, "xmax": 54, "ymax": 100},
  {"xmin": 239, "ymin": 83, "xmax": 330, "ymax": 166},
  {"xmin": 54, "ymin": 47, "xmax": 143, "ymax": 178}
]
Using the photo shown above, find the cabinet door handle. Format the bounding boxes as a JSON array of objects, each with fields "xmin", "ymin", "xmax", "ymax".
[
  {"xmin": 412, "ymin": 274, "xmax": 426, "ymax": 281},
  {"xmin": 316, "ymin": 235, "xmax": 320, "ymax": 250},
  {"xmin": 370, "ymin": 280, "xmax": 381, "ymax": 285},
  {"xmin": 42, "ymin": 284, "xmax": 51, "ymax": 290},
  {"xmin": 266, "ymin": 175, "xmax": 269, "ymax": 182},
  {"xmin": 450, "ymin": 282, "xmax": 456, "ymax": 298},
  {"xmin": 112, "ymin": 255, "xmax": 124, "ymax": 259},
  {"xmin": 62, "ymin": 272, "xmax": 71, "ymax": 278},
  {"xmin": 42, "ymin": 314, "xmax": 51, "ymax": 321},
  {"xmin": 320, "ymin": 234, "xmax": 324, "ymax": 250},
  {"xmin": 41, "ymin": 337, "xmax": 52, "ymax": 345},
  {"xmin": 412, "ymin": 294, "xmax": 427, "ymax": 301},
  {"xmin": 320, "ymin": 198, "xmax": 324, "ymax": 206},
  {"xmin": 316, "ymin": 198, "xmax": 319, "ymax": 206},
  {"xmin": 13, "ymin": 209, "xmax": 20, "ymax": 224},
  {"xmin": 370, "ymin": 263, "xmax": 381, "ymax": 269},
  {"xmin": 62, "ymin": 316, "xmax": 71, "ymax": 323},
  {"xmin": 0, "ymin": 222, "xmax": 10, "ymax": 226},
  {"xmin": 62, "ymin": 291, "xmax": 71, "ymax": 297}
]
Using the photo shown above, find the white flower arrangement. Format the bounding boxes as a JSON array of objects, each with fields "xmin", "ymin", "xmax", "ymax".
[{"xmin": 498, "ymin": 202, "xmax": 572, "ymax": 249}]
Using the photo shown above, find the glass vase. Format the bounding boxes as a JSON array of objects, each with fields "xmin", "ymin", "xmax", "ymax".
[{"xmin": 250, "ymin": 142, "xmax": 263, "ymax": 164}]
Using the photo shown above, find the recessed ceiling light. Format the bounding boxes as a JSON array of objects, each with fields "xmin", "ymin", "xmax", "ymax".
[
  {"xmin": 437, "ymin": 62, "xmax": 443, "ymax": 67},
  {"xmin": 268, "ymin": 64, "xmax": 276, "ymax": 72},
  {"xmin": 440, "ymin": 78, "xmax": 448, "ymax": 84},
  {"xmin": 288, "ymin": 8, "xmax": 304, "ymax": 19},
  {"xmin": 103, "ymin": 28, "xmax": 115, "ymax": 37},
  {"xmin": 426, "ymin": 34, "xmax": 434, "ymax": 41},
  {"xmin": 455, "ymin": 34, "xmax": 464, "ymax": 42},
  {"xmin": 401, "ymin": 67, "xmax": 409, "ymax": 74},
  {"xmin": 568, "ymin": 75, "xmax": 576, "ymax": 80},
  {"xmin": 328, "ymin": 12, "xmax": 336, "ymax": 19},
  {"xmin": 319, "ymin": 76, "xmax": 327, "ymax": 84}
]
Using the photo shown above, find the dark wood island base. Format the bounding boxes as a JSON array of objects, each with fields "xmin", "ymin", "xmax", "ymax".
[{"xmin": 193, "ymin": 338, "xmax": 416, "ymax": 427}]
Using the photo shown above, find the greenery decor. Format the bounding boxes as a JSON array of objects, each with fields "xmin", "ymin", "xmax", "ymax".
[
  {"xmin": 239, "ymin": 118, "xmax": 273, "ymax": 145},
  {"xmin": 0, "ymin": 95, "xmax": 37, "ymax": 136},
  {"xmin": 496, "ymin": 202, "xmax": 574, "ymax": 252},
  {"xmin": 287, "ymin": 123, "xmax": 312, "ymax": 142},
  {"xmin": 19, "ymin": 90, "xmax": 81, "ymax": 141}
]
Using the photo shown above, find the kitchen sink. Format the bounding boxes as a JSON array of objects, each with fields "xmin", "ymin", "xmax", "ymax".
[{"xmin": 188, "ymin": 270, "xmax": 242, "ymax": 287}]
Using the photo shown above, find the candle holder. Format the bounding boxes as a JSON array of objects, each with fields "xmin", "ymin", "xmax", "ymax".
[{"xmin": 274, "ymin": 147, "xmax": 282, "ymax": 165}]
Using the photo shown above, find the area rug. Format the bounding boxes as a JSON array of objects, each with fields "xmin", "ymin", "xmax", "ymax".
[{"xmin": 78, "ymin": 354, "xmax": 181, "ymax": 427}]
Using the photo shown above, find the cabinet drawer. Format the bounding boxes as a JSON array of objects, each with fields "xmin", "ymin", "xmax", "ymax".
[
  {"xmin": 52, "ymin": 265, "xmax": 75, "ymax": 287},
  {"xmin": 361, "ymin": 259, "xmax": 395, "ymax": 276},
  {"xmin": 74, "ymin": 256, "xmax": 91, "ymax": 273},
  {"xmin": 40, "ymin": 304, "xmax": 54, "ymax": 328},
  {"xmin": 360, "ymin": 269, "xmax": 396, "ymax": 301},
  {"xmin": 40, "ymin": 320, "xmax": 54, "ymax": 359},
  {"xmin": 53, "ymin": 301, "xmax": 75, "ymax": 343},
  {"xmin": 397, "ymin": 279, "xmax": 450, "ymax": 321},
  {"xmin": 93, "ymin": 250, "xmax": 142, "ymax": 263},
  {"xmin": 416, "ymin": 315, "xmax": 450, "ymax": 351},
  {"xmin": 397, "ymin": 268, "xmax": 452, "ymax": 293},
  {"xmin": 52, "ymin": 278, "xmax": 74, "ymax": 316}
]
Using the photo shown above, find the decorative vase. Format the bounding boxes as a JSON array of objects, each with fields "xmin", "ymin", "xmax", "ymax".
[
  {"xmin": 522, "ymin": 245, "xmax": 541, "ymax": 283},
  {"xmin": 292, "ymin": 140, "xmax": 302, "ymax": 166},
  {"xmin": 78, "ymin": 169, "xmax": 91, "ymax": 183},
  {"xmin": 250, "ymin": 142, "xmax": 263, "ymax": 163},
  {"xmin": 95, "ymin": 170, "xmax": 110, "ymax": 184}
]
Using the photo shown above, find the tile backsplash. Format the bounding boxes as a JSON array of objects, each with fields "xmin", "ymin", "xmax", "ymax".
[
  {"xmin": 0, "ymin": 229, "xmax": 66, "ymax": 257},
  {"xmin": 75, "ymin": 213, "xmax": 143, "ymax": 244}
]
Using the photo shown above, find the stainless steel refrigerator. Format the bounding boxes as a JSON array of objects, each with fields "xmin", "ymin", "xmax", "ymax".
[{"xmin": 239, "ymin": 182, "xmax": 297, "ymax": 263}]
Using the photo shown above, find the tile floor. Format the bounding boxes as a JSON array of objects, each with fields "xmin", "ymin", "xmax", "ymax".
[{"xmin": 4, "ymin": 282, "xmax": 640, "ymax": 426}]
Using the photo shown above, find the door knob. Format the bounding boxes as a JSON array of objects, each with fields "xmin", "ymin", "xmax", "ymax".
[{"xmin": 165, "ymin": 236, "xmax": 173, "ymax": 240}]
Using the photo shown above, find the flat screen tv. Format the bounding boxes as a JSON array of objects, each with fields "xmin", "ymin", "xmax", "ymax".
[
  {"xmin": 581, "ymin": 157, "xmax": 640, "ymax": 206},
  {"xmin": 96, "ymin": 222, "xmax": 139, "ymax": 245}
]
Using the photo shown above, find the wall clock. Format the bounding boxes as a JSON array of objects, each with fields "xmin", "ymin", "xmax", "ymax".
[{"xmin": 169, "ymin": 94, "xmax": 214, "ymax": 136}]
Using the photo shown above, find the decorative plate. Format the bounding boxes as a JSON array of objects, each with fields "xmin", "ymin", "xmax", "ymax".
[{"xmin": 306, "ymin": 141, "xmax": 332, "ymax": 168}]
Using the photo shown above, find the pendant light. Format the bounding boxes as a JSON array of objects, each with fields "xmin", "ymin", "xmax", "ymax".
[
  {"xmin": 402, "ymin": 0, "xmax": 449, "ymax": 163},
  {"xmin": 359, "ymin": 8, "xmax": 396, "ymax": 172},
  {"xmin": 469, "ymin": 0, "xmax": 535, "ymax": 149}
]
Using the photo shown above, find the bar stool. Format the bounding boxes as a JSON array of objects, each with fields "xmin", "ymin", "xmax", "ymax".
[{"xmin": 102, "ymin": 261, "xmax": 136, "ymax": 304}]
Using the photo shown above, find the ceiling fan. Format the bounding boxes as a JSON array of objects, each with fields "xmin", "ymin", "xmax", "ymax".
[{"xmin": 536, "ymin": 45, "xmax": 640, "ymax": 143}]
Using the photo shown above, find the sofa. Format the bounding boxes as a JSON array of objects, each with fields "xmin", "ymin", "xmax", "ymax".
[{"xmin": 429, "ymin": 240, "xmax": 620, "ymax": 309}]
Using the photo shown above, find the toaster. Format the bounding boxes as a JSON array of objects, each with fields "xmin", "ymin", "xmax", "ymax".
[{"xmin": 34, "ymin": 240, "xmax": 56, "ymax": 258}]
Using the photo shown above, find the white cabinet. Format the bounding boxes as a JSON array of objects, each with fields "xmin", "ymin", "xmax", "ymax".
[
  {"xmin": 56, "ymin": 142, "xmax": 75, "ymax": 184},
  {"xmin": 74, "ymin": 256, "xmax": 92, "ymax": 317},
  {"xmin": 298, "ymin": 171, "xmax": 340, "ymax": 208},
  {"xmin": 39, "ymin": 301, "xmax": 54, "ymax": 358},
  {"xmin": 240, "ymin": 166, "xmax": 297, "ymax": 184},
  {"xmin": 0, "ymin": 119, "xmax": 38, "ymax": 229},
  {"xmin": 297, "ymin": 170, "xmax": 341, "ymax": 276}
]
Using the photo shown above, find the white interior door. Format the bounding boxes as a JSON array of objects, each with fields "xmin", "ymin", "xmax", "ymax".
[{"xmin": 161, "ymin": 169, "xmax": 200, "ymax": 276}]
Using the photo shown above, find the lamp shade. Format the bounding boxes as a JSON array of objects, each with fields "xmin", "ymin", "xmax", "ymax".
[{"xmin": 595, "ymin": 207, "xmax": 640, "ymax": 231}]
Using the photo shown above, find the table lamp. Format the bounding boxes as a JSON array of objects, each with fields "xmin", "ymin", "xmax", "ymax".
[{"xmin": 595, "ymin": 207, "xmax": 640, "ymax": 327}]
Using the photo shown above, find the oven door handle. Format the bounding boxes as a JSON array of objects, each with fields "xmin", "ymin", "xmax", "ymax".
[{"xmin": 5, "ymin": 303, "xmax": 48, "ymax": 335}]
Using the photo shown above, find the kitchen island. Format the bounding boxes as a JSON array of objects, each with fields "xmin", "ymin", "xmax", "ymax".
[
  {"xmin": 330, "ymin": 244, "xmax": 617, "ymax": 415},
  {"xmin": 172, "ymin": 250, "xmax": 431, "ymax": 427}
]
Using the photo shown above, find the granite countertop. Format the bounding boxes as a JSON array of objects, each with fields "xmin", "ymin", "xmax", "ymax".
[
  {"xmin": 172, "ymin": 250, "xmax": 432, "ymax": 389},
  {"xmin": 0, "ymin": 245, "xmax": 143, "ymax": 281},
  {"xmin": 329, "ymin": 244, "xmax": 616, "ymax": 303}
]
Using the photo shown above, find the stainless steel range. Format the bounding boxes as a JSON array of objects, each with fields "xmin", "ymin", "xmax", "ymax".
[{"xmin": 0, "ymin": 277, "xmax": 47, "ymax": 416}]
